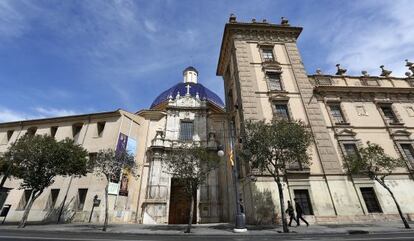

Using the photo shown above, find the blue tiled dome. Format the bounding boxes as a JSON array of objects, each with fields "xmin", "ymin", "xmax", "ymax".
[{"xmin": 150, "ymin": 82, "xmax": 224, "ymax": 109}]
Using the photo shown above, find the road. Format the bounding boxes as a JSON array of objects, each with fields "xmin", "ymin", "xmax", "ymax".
[{"xmin": 0, "ymin": 230, "xmax": 414, "ymax": 241}]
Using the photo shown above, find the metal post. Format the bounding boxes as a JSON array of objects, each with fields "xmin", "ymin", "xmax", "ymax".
[
  {"xmin": 229, "ymin": 120, "xmax": 247, "ymax": 232},
  {"xmin": 89, "ymin": 195, "xmax": 99, "ymax": 223}
]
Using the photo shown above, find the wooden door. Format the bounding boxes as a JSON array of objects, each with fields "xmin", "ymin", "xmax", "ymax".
[{"xmin": 168, "ymin": 178, "xmax": 196, "ymax": 224}]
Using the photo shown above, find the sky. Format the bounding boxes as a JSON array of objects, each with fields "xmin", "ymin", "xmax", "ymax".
[{"xmin": 0, "ymin": 0, "xmax": 413, "ymax": 122}]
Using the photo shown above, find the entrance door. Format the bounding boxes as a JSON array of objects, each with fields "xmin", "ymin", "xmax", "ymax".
[{"xmin": 168, "ymin": 178, "xmax": 196, "ymax": 224}]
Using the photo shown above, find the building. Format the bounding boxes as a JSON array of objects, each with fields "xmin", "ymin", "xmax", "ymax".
[
  {"xmin": 217, "ymin": 15, "xmax": 414, "ymax": 224},
  {"xmin": 1, "ymin": 15, "xmax": 414, "ymax": 225}
]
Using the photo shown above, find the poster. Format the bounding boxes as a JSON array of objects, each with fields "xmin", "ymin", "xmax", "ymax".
[{"xmin": 126, "ymin": 137, "xmax": 137, "ymax": 157}]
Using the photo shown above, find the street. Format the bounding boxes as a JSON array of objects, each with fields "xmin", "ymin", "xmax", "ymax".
[{"xmin": 0, "ymin": 230, "xmax": 414, "ymax": 241}]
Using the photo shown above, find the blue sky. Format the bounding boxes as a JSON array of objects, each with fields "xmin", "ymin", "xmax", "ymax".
[{"xmin": 1, "ymin": 0, "xmax": 413, "ymax": 122}]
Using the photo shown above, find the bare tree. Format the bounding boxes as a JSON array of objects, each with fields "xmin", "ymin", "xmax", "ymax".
[
  {"xmin": 91, "ymin": 148, "xmax": 137, "ymax": 231},
  {"xmin": 344, "ymin": 141, "xmax": 410, "ymax": 229},
  {"xmin": 163, "ymin": 144, "xmax": 220, "ymax": 233}
]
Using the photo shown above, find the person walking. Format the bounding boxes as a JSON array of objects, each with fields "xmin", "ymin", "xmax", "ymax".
[
  {"xmin": 294, "ymin": 198, "xmax": 309, "ymax": 226},
  {"xmin": 285, "ymin": 200, "xmax": 297, "ymax": 226}
]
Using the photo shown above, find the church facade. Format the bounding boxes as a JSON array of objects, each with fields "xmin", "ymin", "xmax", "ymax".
[{"xmin": 1, "ymin": 15, "xmax": 414, "ymax": 225}]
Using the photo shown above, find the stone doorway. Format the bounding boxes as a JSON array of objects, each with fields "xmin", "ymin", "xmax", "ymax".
[{"xmin": 168, "ymin": 178, "xmax": 196, "ymax": 224}]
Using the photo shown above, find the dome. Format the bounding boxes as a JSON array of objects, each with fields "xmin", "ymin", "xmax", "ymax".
[{"xmin": 150, "ymin": 82, "xmax": 224, "ymax": 109}]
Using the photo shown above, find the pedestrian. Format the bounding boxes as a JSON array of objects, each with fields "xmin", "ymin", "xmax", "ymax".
[
  {"xmin": 285, "ymin": 200, "xmax": 297, "ymax": 226},
  {"xmin": 294, "ymin": 198, "xmax": 309, "ymax": 226}
]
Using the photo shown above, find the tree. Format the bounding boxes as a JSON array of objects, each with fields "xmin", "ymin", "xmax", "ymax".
[
  {"xmin": 163, "ymin": 144, "xmax": 220, "ymax": 233},
  {"xmin": 91, "ymin": 148, "xmax": 137, "ymax": 231},
  {"xmin": 2, "ymin": 134, "xmax": 89, "ymax": 228},
  {"xmin": 344, "ymin": 141, "xmax": 411, "ymax": 229},
  {"xmin": 240, "ymin": 120, "xmax": 312, "ymax": 233}
]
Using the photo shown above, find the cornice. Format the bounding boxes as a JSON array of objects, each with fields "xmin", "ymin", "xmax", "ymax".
[
  {"xmin": 314, "ymin": 86, "xmax": 414, "ymax": 102},
  {"xmin": 217, "ymin": 22, "xmax": 302, "ymax": 76}
]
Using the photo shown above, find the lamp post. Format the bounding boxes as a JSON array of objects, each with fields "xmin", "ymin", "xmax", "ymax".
[
  {"xmin": 218, "ymin": 120, "xmax": 247, "ymax": 232},
  {"xmin": 88, "ymin": 195, "xmax": 100, "ymax": 223}
]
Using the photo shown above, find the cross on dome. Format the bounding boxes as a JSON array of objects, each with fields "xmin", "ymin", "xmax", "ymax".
[{"xmin": 185, "ymin": 84, "xmax": 191, "ymax": 95}]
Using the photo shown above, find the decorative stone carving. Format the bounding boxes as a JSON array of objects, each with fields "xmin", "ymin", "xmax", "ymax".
[
  {"xmin": 280, "ymin": 17, "xmax": 289, "ymax": 25},
  {"xmin": 335, "ymin": 64, "xmax": 347, "ymax": 75},
  {"xmin": 380, "ymin": 65, "xmax": 392, "ymax": 77}
]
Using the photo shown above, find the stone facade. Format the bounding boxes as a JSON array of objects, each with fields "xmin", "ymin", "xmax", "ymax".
[
  {"xmin": 216, "ymin": 16, "xmax": 414, "ymax": 224},
  {"xmin": 1, "ymin": 16, "xmax": 414, "ymax": 226}
]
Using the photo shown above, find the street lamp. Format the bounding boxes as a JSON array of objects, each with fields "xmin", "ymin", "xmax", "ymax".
[
  {"xmin": 88, "ymin": 195, "xmax": 101, "ymax": 223},
  {"xmin": 218, "ymin": 121, "xmax": 247, "ymax": 233}
]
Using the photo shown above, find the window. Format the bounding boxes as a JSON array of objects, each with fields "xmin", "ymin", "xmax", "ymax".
[
  {"xmin": 77, "ymin": 189, "xmax": 88, "ymax": 211},
  {"xmin": 294, "ymin": 189, "xmax": 313, "ymax": 215},
  {"xmin": 343, "ymin": 143, "xmax": 359, "ymax": 159},
  {"xmin": 400, "ymin": 144, "xmax": 414, "ymax": 164},
  {"xmin": 360, "ymin": 187, "xmax": 382, "ymax": 213},
  {"xmin": 261, "ymin": 48, "xmax": 274, "ymax": 62},
  {"xmin": 380, "ymin": 105, "xmax": 399, "ymax": 124},
  {"xmin": 88, "ymin": 152, "xmax": 97, "ymax": 163},
  {"xmin": 7, "ymin": 130, "xmax": 14, "ymax": 141},
  {"xmin": 274, "ymin": 104, "xmax": 290, "ymax": 121},
  {"xmin": 48, "ymin": 189, "xmax": 60, "ymax": 209},
  {"xmin": 356, "ymin": 105, "xmax": 368, "ymax": 116},
  {"xmin": 72, "ymin": 123, "xmax": 83, "ymax": 141},
  {"xmin": 26, "ymin": 127, "xmax": 37, "ymax": 136},
  {"xmin": 18, "ymin": 190, "xmax": 33, "ymax": 210},
  {"xmin": 180, "ymin": 121, "xmax": 193, "ymax": 141},
  {"xmin": 97, "ymin": 122, "xmax": 106, "ymax": 137},
  {"xmin": 267, "ymin": 72, "xmax": 282, "ymax": 91},
  {"xmin": 329, "ymin": 104, "xmax": 346, "ymax": 124},
  {"xmin": 50, "ymin": 126, "xmax": 58, "ymax": 138}
]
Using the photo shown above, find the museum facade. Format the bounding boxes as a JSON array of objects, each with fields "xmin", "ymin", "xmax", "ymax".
[{"xmin": 1, "ymin": 15, "xmax": 414, "ymax": 225}]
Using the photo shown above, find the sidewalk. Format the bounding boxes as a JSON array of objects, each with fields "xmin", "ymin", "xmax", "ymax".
[{"xmin": 0, "ymin": 221, "xmax": 413, "ymax": 236}]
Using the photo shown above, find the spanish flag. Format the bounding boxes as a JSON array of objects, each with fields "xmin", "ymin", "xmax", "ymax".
[{"xmin": 229, "ymin": 146, "xmax": 234, "ymax": 167}]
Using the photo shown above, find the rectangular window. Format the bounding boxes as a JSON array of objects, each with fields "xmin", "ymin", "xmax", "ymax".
[
  {"xmin": 77, "ymin": 188, "xmax": 88, "ymax": 211},
  {"xmin": 329, "ymin": 104, "xmax": 346, "ymax": 124},
  {"xmin": 72, "ymin": 123, "xmax": 83, "ymax": 141},
  {"xmin": 50, "ymin": 126, "xmax": 58, "ymax": 138},
  {"xmin": 400, "ymin": 144, "xmax": 414, "ymax": 164},
  {"xmin": 7, "ymin": 130, "xmax": 14, "ymax": 141},
  {"xmin": 97, "ymin": 122, "xmax": 106, "ymax": 137},
  {"xmin": 274, "ymin": 104, "xmax": 290, "ymax": 121},
  {"xmin": 262, "ymin": 48, "xmax": 274, "ymax": 62},
  {"xmin": 26, "ymin": 127, "xmax": 37, "ymax": 136},
  {"xmin": 180, "ymin": 121, "xmax": 193, "ymax": 141},
  {"xmin": 267, "ymin": 72, "xmax": 282, "ymax": 91},
  {"xmin": 18, "ymin": 190, "xmax": 33, "ymax": 210},
  {"xmin": 294, "ymin": 189, "xmax": 313, "ymax": 215},
  {"xmin": 360, "ymin": 187, "xmax": 382, "ymax": 213},
  {"xmin": 48, "ymin": 189, "xmax": 60, "ymax": 209},
  {"xmin": 380, "ymin": 105, "xmax": 399, "ymax": 124},
  {"xmin": 343, "ymin": 143, "xmax": 359, "ymax": 158}
]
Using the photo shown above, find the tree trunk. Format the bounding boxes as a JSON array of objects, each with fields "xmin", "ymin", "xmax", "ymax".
[
  {"xmin": 0, "ymin": 175, "xmax": 8, "ymax": 190},
  {"xmin": 185, "ymin": 191, "xmax": 195, "ymax": 233},
  {"xmin": 376, "ymin": 177, "xmax": 410, "ymax": 229},
  {"xmin": 103, "ymin": 183, "xmax": 109, "ymax": 232},
  {"xmin": 276, "ymin": 177, "xmax": 289, "ymax": 233},
  {"xmin": 18, "ymin": 190, "xmax": 38, "ymax": 228}
]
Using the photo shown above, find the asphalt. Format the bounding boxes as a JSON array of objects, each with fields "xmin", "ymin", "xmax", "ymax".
[{"xmin": 0, "ymin": 221, "xmax": 414, "ymax": 237}]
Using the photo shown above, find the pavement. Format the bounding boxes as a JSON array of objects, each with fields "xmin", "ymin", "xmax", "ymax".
[{"xmin": 0, "ymin": 221, "xmax": 414, "ymax": 236}]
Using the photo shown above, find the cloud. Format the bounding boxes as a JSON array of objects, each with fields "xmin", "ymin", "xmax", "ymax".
[
  {"xmin": 313, "ymin": 0, "xmax": 414, "ymax": 76},
  {"xmin": 0, "ymin": 107, "xmax": 40, "ymax": 122},
  {"xmin": 34, "ymin": 107, "xmax": 78, "ymax": 117}
]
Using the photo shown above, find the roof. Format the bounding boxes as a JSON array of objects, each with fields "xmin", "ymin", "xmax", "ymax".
[
  {"xmin": 183, "ymin": 66, "xmax": 198, "ymax": 75},
  {"xmin": 150, "ymin": 82, "xmax": 225, "ymax": 109}
]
